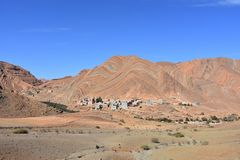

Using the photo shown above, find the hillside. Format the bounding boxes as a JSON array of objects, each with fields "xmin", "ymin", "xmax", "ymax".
[
  {"xmin": 25, "ymin": 56, "xmax": 239, "ymax": 113},
  {"xmin": 0, "ymin": 62, "xmax": 66, "ymax": 118},
  {"xmin": 1, "ymin": 56, "xmax": 240, "ymax": 114},
  {"xmin": 0, "ymin": 89, "xmax": 63, "ymax": 118},
  {"xmin": 0, "ymin": 61, "xmax": 42, "ymax": 92}
]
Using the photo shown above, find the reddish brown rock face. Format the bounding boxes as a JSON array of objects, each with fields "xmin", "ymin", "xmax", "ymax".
[
  {"xmin": 1, "ymin": 56, "xmax": 240, "ymax": 115},
  {"xmin": 0, "ymin": 62, "xmax": 59, "ymax": 118},
  {"xmin": 0, "ymin": 61, "xmax": 42, "ymax": 92},
  {"xmin": 29, "ymin": 56, "xmax": 240, "ymax": 114}
]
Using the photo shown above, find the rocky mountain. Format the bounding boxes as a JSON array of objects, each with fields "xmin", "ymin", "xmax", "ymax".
[
  {"xmin": 0, "ymin": 61, "xmax": 42, "ymax": 92},
  {"xmin": 27, "ymin": 56, "xmax": 240, "ymax": 113},
  {"xmin": 1, "ymin": 56, "xmax": 240, "ymax": 114},
  {"xmin": 0, "ymin": 62, "xmax": 64, "ymax": 118},
  {"xmin": 32, "ymin": 56, "xmax": 191, "ymax": 105}
]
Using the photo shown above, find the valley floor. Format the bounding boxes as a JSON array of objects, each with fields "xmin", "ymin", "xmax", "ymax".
[{"xmin": 0, "ymin": 111, "xmax": 240, "ymax": 160}]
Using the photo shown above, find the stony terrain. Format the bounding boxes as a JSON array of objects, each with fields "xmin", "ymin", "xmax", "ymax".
[{"xmin": 0, "ymin": 110, "xmax": 240, "ymax": 160}]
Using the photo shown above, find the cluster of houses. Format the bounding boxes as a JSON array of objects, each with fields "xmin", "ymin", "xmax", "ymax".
[
  {"xmin": 78, "ymin": 97, "xmax": 142, "ymax": 110},
  {"xmin": 78, "ymin": 97, "xmax": 199, "ymax": 111}
]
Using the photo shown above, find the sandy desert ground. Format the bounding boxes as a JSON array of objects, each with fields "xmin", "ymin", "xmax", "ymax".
[{"xmin": 1, "ymin": 110, "xmax": 240, "ymax": 160}]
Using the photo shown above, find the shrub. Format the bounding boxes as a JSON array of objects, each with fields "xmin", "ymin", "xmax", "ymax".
[
  {"xmin": 178, "ymin": 119, "xmax": 183, "ymax": 123},
  {"xmin": 141, "ymin": 145, "xmax": 151, "ymax": 150},
  {"xmin": 96, "ymin": 144, "xmax": 104, "ymax": 149},
  {"xmin": 169, "ymin": 132, "xmax": 184, "ymax": 138},
  {"xmin": 78, "ymin": 130, "xmax": 84, "ymax": 134},
  {"xmin": 65, "ymin": 129, "xmax": 71, "ymax": 133},
  {"xmin": 201, "ymin": 141, "xmax": 209, "ymax": 145},
  {"xmin": 192, "ymin": 139, "xmax": 197, "ymax": 145},
  {"xmin": 134, "ymin": 115, "xmax": 143, "ymax": 119},
  {"xmin": 201, "ymin": 117, "xmax": 208, "ymax": 122},
  {"xmin": 55, "ymin": 129, "xmax": 59, "ymax": 134},
  {"xmin": 42, "ymin": 101, "xmax": 76, "ymax": 113},
  {"xmin": 146, "ymin": 117, "xmax": 172, "ymax": 123},
  {"xmin": 151, "ymin": 138, "xmax": 160, "ymax": 143},
  {"xmin": 13, "ymin": 129, "xmax": 28, "ymax": 134},
  {"xmin": 96, "ymin": 145, "xmax": 100, "ymax": 149},
  {"xmin": 96, "ymin": 126, "xmax": 101, "ymax": 129},
  {"xmin": 159, "ymin": 118, "xmax": 172, "ymax": 123},
  {"xmin": 211, "ymin": 115, "xmax": 219, "ymax": 121}
]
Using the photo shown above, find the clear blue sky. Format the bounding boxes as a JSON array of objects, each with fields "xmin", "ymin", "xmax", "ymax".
[{"xmin": 1, "ymin": 0, "xmax": 240, "ymax": 79}]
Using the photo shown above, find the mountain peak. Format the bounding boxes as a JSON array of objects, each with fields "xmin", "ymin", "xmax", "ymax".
[
  {"xmin": 0, "ymin": 61, "xmax": 42, "ymax": 92},
  {"xmin": 1, "ymin": 57, "xmax": 240, "ymax": 113}
]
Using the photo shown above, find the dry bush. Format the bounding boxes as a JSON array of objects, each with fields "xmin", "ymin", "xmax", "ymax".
[
  {"xmin": 151, "ymin": 138, "xmax": 160, "ymax": 143},
  {"xmin": 169, "ymin": 132, "xmax": 184, "ymax": 138},
  {"xmin": 141, "ymin": 145, "xmax": 151, "ymax": 150},
  {"xmin": 201, "ymin": 141, "xmax": 209, "ymax": 145},
  {"xmin": 13, "ymin": 129, "xmax": 28, "ymax": 134}
]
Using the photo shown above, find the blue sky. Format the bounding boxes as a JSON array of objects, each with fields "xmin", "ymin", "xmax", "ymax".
[{"xmin": 0, "ymin": 0, "xmax": 240, "ymax": 79}]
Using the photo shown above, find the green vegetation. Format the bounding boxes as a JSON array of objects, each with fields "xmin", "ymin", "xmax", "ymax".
[
  {"xmin": 42, "ymin": 101, "xmax": 76, "ymax": 113},
  {"xmin": 13, "ymin": 129, "xmax": 29, "ymax": 134},
  {"xmin": 96, "ymin": 97, "xmax": 103, "ymax": 103},
  {"xmin": 146, "ymin": 117, "xmax": 173, "ymax": 123}
]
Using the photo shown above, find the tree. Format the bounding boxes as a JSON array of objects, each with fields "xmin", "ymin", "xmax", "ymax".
[{"xmin": 96, "ymin": 97, "xmax": 103, "ymax": 103}]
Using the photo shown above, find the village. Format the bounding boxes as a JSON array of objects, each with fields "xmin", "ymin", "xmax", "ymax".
[
  {"xmin": 78, "ymin": 97, "xmax": 239, "ymax": 126},
  {"xmin": 78, "ymin": 96, "xmax": 199, "ymax": 111}
]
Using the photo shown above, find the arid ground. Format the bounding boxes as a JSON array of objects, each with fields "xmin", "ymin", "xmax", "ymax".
[{"xmin": 1, "ymin": 109, "xmax": 240, "ymax": 160}]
